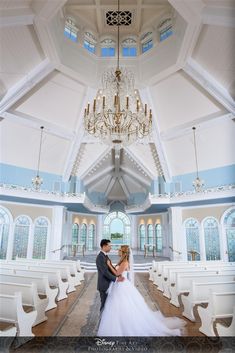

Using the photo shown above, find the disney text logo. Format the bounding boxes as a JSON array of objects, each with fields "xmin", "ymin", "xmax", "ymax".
[{"xmin": 95, "ymin": 338, "xmax": 115, "ymax": 348}]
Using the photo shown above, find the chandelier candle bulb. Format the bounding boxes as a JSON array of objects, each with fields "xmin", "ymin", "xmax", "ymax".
[
  {"xmin": 93, "ymin": 99, "xmax": 96, "ymax": 112},
  {"xmin": 114, "ymin": 94, "xmax": 117, "ymax": 106},
  {"xmin": 87, "ymin": 103, "xmax": 90, "ymax": 114},
  {"xmin": 126, "ymin": 96, "xmax": 129, "ymax": 109},
  {"xmin": 102, "ymin": 96, "xmax": 105, "ymax": 108},
  {"xmin": 137, "ymin": 99, "xmax": 140, "ymax": 112},
  {"xmin": 144, "ymin": 104, "xmax": 147, "ymax": 115}
]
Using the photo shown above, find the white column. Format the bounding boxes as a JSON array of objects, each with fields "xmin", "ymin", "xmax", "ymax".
[
  {"xmin": 96, "ymin": 215, "xmax": 103, "ymax": 252},
  {"xmin": 130, "ymin": 215, "xmax": 137, "ymax": 253},
  {"xmin": 161, "ymin": 213, "xmax": 169, "ymax": 258},
  {"xmin": 49, "ymin": 206, "xmax": 66, "ymax": 260},
  {"xmin": 27, "ymin": 222, "xmax": 34, "ymax": 259},
  {"xmin": 6, "ymin": 222, "xmax": 14, "ymax": 260},
  {"xmin": 168, "ymin": 207, "xmax": 185, "ymax": 261}
]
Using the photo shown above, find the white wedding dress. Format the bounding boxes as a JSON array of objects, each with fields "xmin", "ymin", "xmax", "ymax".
[{"xmin": 97, "ymin": 271, "xmax": 186, "ymax": 336}]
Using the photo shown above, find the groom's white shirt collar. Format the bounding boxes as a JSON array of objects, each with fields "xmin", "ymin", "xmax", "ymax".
[{"xmin": 101, "ymin": 250, "xmax": 107, "ymax": 256}]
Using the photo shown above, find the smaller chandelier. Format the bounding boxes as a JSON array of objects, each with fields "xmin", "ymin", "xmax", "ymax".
[
  {"xmin": 84, "ymin": 0, "xmax": 152, "ymax": 146},
  {"xmin": 32, "ymin": 126, "xmax": 44, "ymax": 190},
  {"xmin": 192, "ymin": 126, "xmax": 204, "ymax": 192}
]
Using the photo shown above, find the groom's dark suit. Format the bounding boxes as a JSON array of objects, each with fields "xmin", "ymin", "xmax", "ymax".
[{"xmin": 96, "ymin": 251, "xmax": 116, "ymax": 312}]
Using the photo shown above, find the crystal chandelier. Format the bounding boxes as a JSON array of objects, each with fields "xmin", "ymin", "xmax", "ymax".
[
  {"xmin": 32, "ymin": 126, "xmax": 44, "ymax": 190},
  {"xmin": 192, "ymin": 126, "xmax": 204, "ymax": 192},
  {"xmin": 84, "ymin": 0, "xmax": 152, "ymax": 146}
]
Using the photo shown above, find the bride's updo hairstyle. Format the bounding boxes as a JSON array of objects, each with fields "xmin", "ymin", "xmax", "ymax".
[{"xmin": 117, "ymin": 245, "xmax": 130, "ymax": 266}]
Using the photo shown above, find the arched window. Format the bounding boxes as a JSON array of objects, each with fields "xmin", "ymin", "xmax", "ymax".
[
  {"xmin": 13, "ymin": 215, "xmax": 31, "ymax": 259},
  {"xmin": 88, "ymin": 224, "xmax": 95, "ymax": 251},
  {"xmin": 0, "ymin": 206, "xmax": 11, "ymax": 259},
  {"xmin": 103, "ymin": 212, "xmax": 131, "ymax": 246},
  {"xmin": 185, "ymin": 218, "xmax": 200, "ymax": 260},
  {"xmin": 147, "ymin": 224, "xmax": 153, "ymax": 249},
  {"xmin": 84, "ymin": 31, "xmax": 97, "ymax": 53},
  {"xmin": 155, "ymin": 224, "xmax": 162, "ymax": 252},
  {"xmin": 141, "ymin": 32, "xmax": 153, "ymax": 53},
  {"xmin": 101, "ymin": 38, "xmax": 116, "ymax": 57},
  {"xmin": 139, "ymin": 224, "xmax": 145, "ymax": 251},
  {"xmin": 223, "ymin": 209, "xmax": 235, "ymax": 262},
  {"xmin": 203, "ymin": 217, "xmax": 220, "ymax": 260},
  {"xmin": 72, "ymin": 223, "xmax": 79, "ymax": 245},
  {"xmin": 80, "ymin": 223, "xmax": 87, "ymax": 247},
  {"xmin": 64, "ymin": 17, "xmax": 78, "ymax": 42},
  {"xmin": 122, "ymin": 37, "xmax": 137, "ymax": 57},
  {"xmin": 33, "ymin": 217, "xmax": 49, "ymax": 259},
  {"xmin": 158, "ymin": 18, "xmax": 173, "ymax": 42}
]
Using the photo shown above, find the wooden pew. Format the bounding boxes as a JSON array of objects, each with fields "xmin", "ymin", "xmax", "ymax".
[
  {"xmin": 0, "ymin": 282, "xmax": 48, "ymax": 326},
  {"xmin": 1, "ymin": 262, "xmax": 76, "ymax": 293},
  {"xmin": 169, "ymin": 272, "xmax": 235, "ymax": 307},
  {"xmin": 0, "ymin": 292, "xmax": 37, "ymax": 336},
  {"xmin": 14, "ymin": 259, "xmax": 82, "ymax": 286},
  {"xmin": 0, "ymin": 265, "xmax": 68, "ymax": 301},
  {"xmin": 216, "ymin": 306, "xmax": 235, "ymax": 336},
  {"xmin": 0, "ymin": 322, "xmax": 17, "ymax": 337},
  {"xmin": 0, "ymin": 273, "xmax": 57, "ymax": 311},
  {"xmin": 163, "ymin": 266, "xmax": 235, "ymax": 298},
  {"xmin": 182, "ymin": 281, "xmax": 235, "ymax": 322},
  {"xmin": 198, "ymin": 291, "xmax": 235, "ymax": 336}
]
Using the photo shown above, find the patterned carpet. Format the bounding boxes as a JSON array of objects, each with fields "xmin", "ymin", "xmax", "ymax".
[{"xmin": 56, "ymin": 273, "xmax": 159, "ymax": 336}]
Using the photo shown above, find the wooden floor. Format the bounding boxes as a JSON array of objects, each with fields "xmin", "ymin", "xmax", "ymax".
[{"xmin": 31, "ymin": 272, "xmax": 204, "ymax": 337}]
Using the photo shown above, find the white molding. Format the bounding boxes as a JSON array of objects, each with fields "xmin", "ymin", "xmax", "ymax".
[
  {"xmin": 143, "ymin": 87, "xmax": 172, "ymax": 182},
  {"xmin": 0, "ymin": 59, "xmax": 54, "ymax": 115},
  {"xmin": 121, "ymin": 166, "xmax": 150, "ymax": 187},
  {"xmin": 124, "ymin": 146, "xmax": 155, "ymax": 180},
  {"xmin": 1, "ymin": 110, "xmax": 75, "ymax": 141},
  {"xmin": 84, "ymin": 166, "xmax": 114, "ymax": 187},
  {"xmin": 0, "ymin": 7, "xmax": 35, "ymax": 27},
  {"xmin": 161, "ymin": 111, "xmax": 233, "ymax": 141},
  {"xmin": 104, "ymin": 177, "xmax": 116, "ymax": 197},
  {"xmin": 184, "ymin": 58, "xmax": 235, "ymax": 115},
  {"xmin": 119, "ymin": 177, "xmax": 130, "ymax": 199},
  {"xmin": 202, "ymin": 6, "xmax": 235, "ymax": 28},
  {"xmin": 80, "ymin": 146, "xmax": 112, "ymax": 180}
]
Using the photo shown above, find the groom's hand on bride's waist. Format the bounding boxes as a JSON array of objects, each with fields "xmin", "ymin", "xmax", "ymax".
[{"xmin": 117, "ymin": 275, "xmax": 125, "ymax": 282}]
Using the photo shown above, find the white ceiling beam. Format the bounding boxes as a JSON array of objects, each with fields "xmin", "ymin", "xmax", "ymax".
[
  {"xmin": 161, "ymin": 111, "xmax": 233, "ymax": 141},
  {"xmin": 62, "ymin": 87, "xmax": 94, "ymax": 182},
  {"xmin": 202, "ymin": 6, "xmax": 235, "ymax": 28},
  {"xmin": 114, "ymin": 147, "xmax": 120, "ymax": 175},
  {"xmin": 84, "ymin": 166, "xmax": 114, "ymax": 186},
  {"xmin": 0, "ymin": 59, "xmax": 54, "ymax": 116},
  {"xmin": 168, "ymin": 0, "xmax": 205, "ymax": 23},
  {"xmin": 136, "ymin": 0, "xmax": 142, "ymax": 33},
  {"xmin": 36, "ymin": 0, "xmax": 67, "ymax": 21},
  {"xmin": 67, "ymin": 4, "xmax": 166, "ymax": 10},
  {"xmin": 1, "ymin": 110, "xmax": 75, "ymax": 141},
  {"xmin": 118, "ymin": 177, "xmax": 130, "ymax": 199},
  {"xmin": 121, "ymin": 166, "xmax": 150, "ymax": 187},
  {"xmin": 95, "ymin": 0, "xmax": 103, "ymax": 33},
  {"xmin": 105, "ymin": 177, "xmax": 116, "ymax": 197},
  {"xmin": 184, "ymin": 58, "xmax": 235, "ymax": 115},
  {"xmin": 124, "ymin": 146, "xmax": 155, "ymax": 179},
  {"xmin": 123, "ymin": 174, "xmax": 145, "ymax": 193},
  {"xmin": 0, "ymin": 7, "xmax": 35, "ymax": 27},
  {"xmin": 140, "ymin": 88, "xmax": 172, "ymax": 182}
]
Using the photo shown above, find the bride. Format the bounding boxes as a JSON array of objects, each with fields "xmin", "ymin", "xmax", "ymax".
[{"xmin": 97, "ymin": 245, "xmax": 186, "ymax": 336}]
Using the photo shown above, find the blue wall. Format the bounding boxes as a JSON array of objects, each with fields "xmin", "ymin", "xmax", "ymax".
[
  {"xmin": 150, "ymin": 164, "xmax": 235, "ymax": 194},
  {"xmin": 0, "ymin": 163, "xmax": 81, "ymax": 193},
  {"xmin": 1, "ymin": 162, "xmax": 234, "ymax": 199}
]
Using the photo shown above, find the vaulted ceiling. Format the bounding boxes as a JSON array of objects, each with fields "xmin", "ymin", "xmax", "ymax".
[{"xmin": 0, "ymin": 0, "xmax": 234, "ymax": 207}]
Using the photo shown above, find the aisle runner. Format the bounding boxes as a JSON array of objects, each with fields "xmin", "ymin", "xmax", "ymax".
[{"xmin": 57, "ymin": 273, "xmax": 159, "ymax": 336}]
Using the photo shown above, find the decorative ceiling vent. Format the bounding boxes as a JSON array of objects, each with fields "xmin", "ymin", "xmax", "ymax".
[{"xmin": 106, "ymin": 11, "xmax": 132, "ymax": 26}]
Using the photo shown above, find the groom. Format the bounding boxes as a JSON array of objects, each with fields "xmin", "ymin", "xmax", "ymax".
[{"xmin": 96, "ymin": 239, "xmax": 124, "ymax": 313}]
